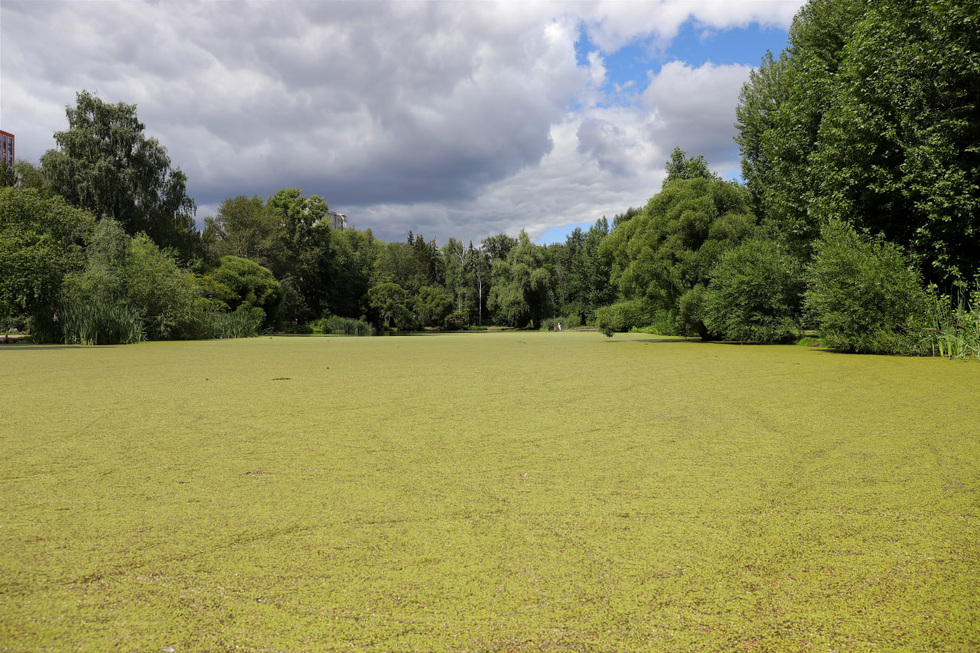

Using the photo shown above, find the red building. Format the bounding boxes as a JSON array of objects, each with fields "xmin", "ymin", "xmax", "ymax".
[{"xmin": 0, "ymin": 130, "xmax": 13, "ymax": 170}]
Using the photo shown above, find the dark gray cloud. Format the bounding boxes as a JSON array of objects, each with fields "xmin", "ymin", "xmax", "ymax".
[{"xmin": 0, "ymin": 0, "xmax": 803, "ymax": 243}]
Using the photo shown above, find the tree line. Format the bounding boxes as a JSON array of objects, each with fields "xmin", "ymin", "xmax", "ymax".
[{"xmin": 3, "ymin": 0, "xmax": 978, "ymax": 355}]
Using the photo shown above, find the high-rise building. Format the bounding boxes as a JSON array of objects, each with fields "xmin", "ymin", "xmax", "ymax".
[
  {"xmin": 0, "ymin": 130, "xmax": 13, "ymax": 170},
  {"xmin": 327, "ymin": 210, "xmax": 347, "ymax": 230}
]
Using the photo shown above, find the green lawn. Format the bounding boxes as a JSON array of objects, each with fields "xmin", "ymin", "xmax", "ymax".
[{"xmin": 1, "ymin": 332, "xmax": 978, "ymax": 651}]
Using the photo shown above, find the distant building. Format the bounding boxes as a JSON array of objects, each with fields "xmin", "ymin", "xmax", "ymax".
[
  {"xmin": 0, "ymin": 130, "xmax": 13, "ymax": 170},
  {"xmin": 327, "ymin": 210, "xmax": 347, "ymax": 230}
]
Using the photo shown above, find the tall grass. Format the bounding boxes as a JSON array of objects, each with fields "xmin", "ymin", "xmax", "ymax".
[
  {"xmin": 195, "ymin": 309, "xmax": 263, "ymax": 339},
  {"xmin": 54, "ymin": 303, "xmax": 260, "ymax": 344},
  {"xmin": 926, "ymin": 286, "xmax": 980, "ymax": 360},
  {"xmin": 59, "ymin": 301, "xmax": 144, "ymax": 345},
  {"xmin": 323, "ymin": 315, "xmax": 375, "ymax": 336}
]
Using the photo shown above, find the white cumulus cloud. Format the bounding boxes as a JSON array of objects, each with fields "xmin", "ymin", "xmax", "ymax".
[{"xmin": 0, "ymin": 0, "xmax": 805, "ymax": 243}]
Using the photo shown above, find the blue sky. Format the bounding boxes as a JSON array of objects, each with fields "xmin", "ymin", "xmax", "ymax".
[
  {"xmin": 1, "ymin": 1, "xmax": 804, "ymax": 246},
  {"xmin": 537, "ymin": 21, "xmax": 794, "ymax": 245}
]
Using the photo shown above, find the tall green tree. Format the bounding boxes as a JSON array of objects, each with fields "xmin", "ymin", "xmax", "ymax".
[
  {"xmin": 201, "ymin": 256, "xmax": 283, "ymax": 329},
  {"xmin": 737, "ymin": 0, "xmax": 978, "ymax": 288},
  {"xmin": 809, "ymin": 0, "xmax": 980, "ymax": 286},
  {"xmin": 662, "ymin": 146, "xmax": 719, "ymax": 187},
  {"xmin": 442, "ymin": 238, "xmax": 476, "ymax": 319},
  {"xmin": 326, "ymin": 227, "xmax": 381, "ymax": 319},
  {"xmin": 734, "ymin": 50, "xmax": 791, "ymax": 217},
  {"xmin": 601, "ymin": 177, "xmax": 756, "ymax": 337},
  {"xmin": 487, "ymin": 231, "xmax": 552, "ymax": 327},
  {"xmin": 0, "ymin": 188, "xmax": 94, "ymax": 334},
  {"xmin": 737, "ymin": 0, "xmax": 864, "ymax": 258},
  {"xmin": 367, "ymin": 281, "xmax": 412, "ymax": 329},
  {"xmin": 40, "ymin": 91, "xmax": 198, "ymax": 259},
  {"xmin": 548, "ymin": 217, "xmax": 615, "ymax": 322},
  {"xmin": 203, "ymin": 195, "xmax": 273, "ymax": 262},
  {"xmin": 263, "ymin": 189, "xmax": 334, "ymax": 323}
]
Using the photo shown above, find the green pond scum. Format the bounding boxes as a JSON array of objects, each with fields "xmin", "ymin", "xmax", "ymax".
[{"xmin": 1, "ymin": 332, "xmax": 978, "ymax": 651}]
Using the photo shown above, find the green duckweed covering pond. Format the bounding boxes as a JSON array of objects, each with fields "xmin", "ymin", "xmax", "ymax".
[{"xmin": 1, "ymin": 332, "xmax": 978, "ymax": 651}]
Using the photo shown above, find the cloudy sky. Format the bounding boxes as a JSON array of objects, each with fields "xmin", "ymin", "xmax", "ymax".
[{"xmin": 1, "ymin": 0, "xmax": 805, "ymax": 244}]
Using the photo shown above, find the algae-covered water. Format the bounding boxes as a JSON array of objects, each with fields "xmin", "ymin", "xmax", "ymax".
[{"xmin": 1, "ymin": 332, "xmax": 978, "ymax": 651}]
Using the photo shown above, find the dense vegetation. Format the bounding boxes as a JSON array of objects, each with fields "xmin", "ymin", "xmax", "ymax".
[{"xmin": 2, "ymin": 0, "xmax": 978, "ymax": 358}]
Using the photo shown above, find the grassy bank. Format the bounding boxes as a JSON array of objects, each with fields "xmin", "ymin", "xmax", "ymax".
[{"xmin": 1, "ymin": 333, "xmax": 978, "ymax": 651}]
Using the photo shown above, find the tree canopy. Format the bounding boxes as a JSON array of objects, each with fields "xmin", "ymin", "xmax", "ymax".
[
  {"xmin": 737, "ymin": 0, "xmax": 980, "ymax": 287},
  {"xmin": 40, "ymin": 91, "xmax": 198, "ymax": 259},
  {"xmin": 0, "ymin": 188, "xmax": 94, "ymax": 333},
  {"xmin": 601, "ymin": 174, "xmax": 756, "ymax": 337}
]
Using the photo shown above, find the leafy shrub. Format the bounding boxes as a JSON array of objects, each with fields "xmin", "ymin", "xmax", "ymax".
[
  {"xmin": 63, "ymin": 221, "xmax": 207, "ymax": 341},
  {"xmin": 805, "ymin": 221, "xmax": 930, "ymax": 355},
  {"xmin": 595, "ymin": 300, "xmax": 656, "ymax": 337},
  {"xmin": 201, "ymin": 256, "xmax": 283, "ymax": 330},
  {"xmin": 703, "ymin": 239, "xmax": 804, "ymax": 343},
  {"xmin": 324, "ymin": 315, "xmax": 374, "ymax": 336},
  {"xmin": 675, "ymin": 286, "xmax": 707, "ymax": 338},
  {"xmin": 539, "ymin": 315, "xmax": 582, "ymax": 331},
  {"xmin": 443, "ymin": 311, "xmax": 467, "ymax": 331},
  {"xmin": 648, "ymin": 309, "xmax": 679, "ymax": 336}
]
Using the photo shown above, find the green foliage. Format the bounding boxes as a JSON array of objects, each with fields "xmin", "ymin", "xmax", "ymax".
[
  {"xmin": 39, "ymin": 90, "xmax": 198, "ymax": 259},
  {"xmin": 487, "ymin": 231, "xmax": 553, "ymax": 328},
  {"xmin": 413, "ymin": 285, "xmax": 453, "ymax": 328},
  {"xmin": 595, "ymin": 300, "xmax": 656, "ymax": 337},
  {"xmin": 734, "ymin": 50, "xmax": 790, "ymax": 217},
  {"xmin": 809, "ymin": 0, "xmax": 980, "ymax": 286},
  {"xmin": 443, "ymin": 311, "xmax": 467, "ymax": 331},
  {"xmin": 645, "ymin": 309, "xmax": 680, "ymax": 336},
  {"xmin": 367, "ymin": 281, "xmax": 413, "ymax": 329},
  {"xmin": 63, "ymin": 219, "xmax": 209, "ymax": 341},
  {"xmin": 925, "ymin": 285, "xmax": 980, "ymax": 360},
  {"xmin": 703, "ymin": 239, "xmax": 805, "ymax": 343},
  {"xmin": 663, "ymin": 146, "xmax": 719, "ymax": 187},
  {"xmin": 264, "ymin": 189, "xmax": 334, "ymax": 323},
  {"xmin": 203, "ymin": 194, "xmax": 272, "ymax": 262},
  {"xmin": 805, "ymin": 221, "xmax": 930, "ymax": 355},
  {"xmin": 0, "ymin": 159, "xmax": 16, "ymax": 187},
  {"xmin": 739, "ymin": 0, "xmax": 980, "ymax": 286},
  {"xmin": 322, "ymin": 315, "xmax": 375, "ymax": 336},
  {"xmin": 441, "ymin": 237, "xmax": 488, "ymax": 326},
  {"xmin": 601, "ymin": 177, "xmax": 756, "ymax": 337},
  {"xmin": 744, "ymin": 0, "xmax": 864, "ymax": 260},
  {"xmin": 676, "ymin": 285, "xmax": 707, "ymax": 338},
  {"xmin": 59, "ymin": 300, "xmax": 144, "ymax": 345},
  {"xmin": 548, "ymin": 218, "xmax": 615, "ymax": 324},
  {"xmin": 202, "ymin": 256, "xmax": 283, "ymax": 329},
  {"xmin": 539, "ymin": 315, "xmax": 582, "ymax": 331},
  {"xmin": 197, "ymin": 309, "xmax": 263, "ymax": 339},
  {"xmin": 206, "ymin": 189, "xmax": 334, "ymax": 324},
  {"xmin": 326, "ymin": 227, "xmax": 381, "ymax": 320},
  {"xmin": 372, "ymin": 232, "xmax": 441, "ymax": 298},
  {"xmin": 0, "ymin": 188, "xmax": 94, "ymax": 334}
]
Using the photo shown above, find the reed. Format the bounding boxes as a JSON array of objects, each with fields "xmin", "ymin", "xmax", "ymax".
[
  {"xmin": 324, "ymin": 315, "xmax": 375, "ymax": 336},
  {"xmin": 59, "ymin": 300, "xmax": 144, "ymax": 345},
  {"xmin": 197, "ymin": 309, "xmax": 263, "ymax": 339},
  {"xmin": 926, "ymin": 285, "xmax": 980, "ymax": 360}
]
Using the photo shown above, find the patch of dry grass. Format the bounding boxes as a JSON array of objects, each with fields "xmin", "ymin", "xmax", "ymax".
[{"xmin": 1, "ymin": 332, "xmax": 978, "ymax": 651}]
